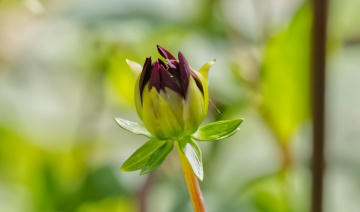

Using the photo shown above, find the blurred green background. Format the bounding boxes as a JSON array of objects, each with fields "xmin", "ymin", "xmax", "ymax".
[{"xmin": 0, "ymin": 0, "xmax": 360, "ymax": 211}]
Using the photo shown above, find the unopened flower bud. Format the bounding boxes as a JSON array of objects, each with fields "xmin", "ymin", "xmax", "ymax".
[{"xmin": 132, "ymin": 45, "xmax": 214, "ymax": 140}]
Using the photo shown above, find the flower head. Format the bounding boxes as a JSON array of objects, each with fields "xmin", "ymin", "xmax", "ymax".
[{"xmin": 133, "ymin": 45, "xmax": 213, "ymax": 140}]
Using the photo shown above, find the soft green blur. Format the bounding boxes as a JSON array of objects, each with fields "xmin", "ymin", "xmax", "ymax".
[{"xmin": 0, "ymin": 0, "xmax": 359, "ymax": 212}]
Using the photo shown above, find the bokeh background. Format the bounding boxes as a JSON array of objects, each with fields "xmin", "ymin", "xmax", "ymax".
[{"xmin": 1, "ymin": 0, "xmax": 360, "ymax": 211}]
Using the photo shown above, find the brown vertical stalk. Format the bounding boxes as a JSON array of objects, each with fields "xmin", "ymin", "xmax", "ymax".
[
  {"xmin": 311, "ymin": 0, "xmax": 328, "ymax": 212},
  {"xmin": 138, "ymin": 173, "xmax": 155, "ymax": 212}
]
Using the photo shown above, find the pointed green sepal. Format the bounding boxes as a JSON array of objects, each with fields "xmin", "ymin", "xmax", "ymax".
[
  {"xmin": 191, "ymin": 118, "xmax": 244, "ymax": 141},
  {"xmin": 115, "ymin": 118, "xmax": 153, "ymax": 138},
  {"xmin": 121, "ymin": 138, "xmax": 166, "ymax": 171},
  {"xmin": 140, "ymin": 140, "xmax": 174, "ymax": 175},
  {"xmin": 178, "ymin": 137, "xmax": 203, "ymax": 181},
  {"xmin": 126, "ymin": 59, "xmax": 143, "ymax": 78},
  {"xmin": 199, "ymin": 59, "xmax": 215, "ymax": 79}
]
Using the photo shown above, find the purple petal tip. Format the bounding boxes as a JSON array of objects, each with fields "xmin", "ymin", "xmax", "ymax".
[
  {"xmin": 178, "ymin": 51, "xmax": 191, "ymax": 97},
  {"xmin": 139, "ymin": 57, "xmax": 153, "ymax": 101},
  {"xmin": 157, "ymin": 45, "xmax": 176, "ymax": 60},
  {"xmin": 148, "ymin": 61, "xmax": 161, "ymax": 92}
]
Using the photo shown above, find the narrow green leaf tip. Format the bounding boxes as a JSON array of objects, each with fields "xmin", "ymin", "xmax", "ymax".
[
  {"xmin": 191, "ymin": 118, "xmax": 244, "ymax": 141},
  {"xmin": 115, "ymin": 118, "xmax": 153, "ymax": 138}
]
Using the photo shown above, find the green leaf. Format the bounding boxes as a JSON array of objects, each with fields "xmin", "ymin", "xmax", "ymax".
[
  {"xmin": 121, "ymin": 138, "xmax": 166, "ymax": 171},
  {"xmin": 260, "ymin": 4, "xmax": 311, "ymax": 143},
  {"xmin": 115, "ymin": 118, "xmax": 152, "ymax": 138},
  {"xmin": 191, "ymin": 119, "xmax": 244, "ymax": 141},
  {"xmin": 140, "ymin": 140, "xmax": 174, "ymax": 175},
  {"xmin": 178, "ymin": 137, "xmax": 203, "ymax": 181}
]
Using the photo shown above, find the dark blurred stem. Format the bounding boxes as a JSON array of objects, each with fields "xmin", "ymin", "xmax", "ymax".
[
  {"xmin": 176, "ymin": 142, "xmax": 206, "ymax": 212},
  {"xmin": 137, "ymin": 173, "xmax": 155, "ymax": 212},
  {"xmin": 311, "ymin": 0, "xmax": 328, "ymax": 211}
]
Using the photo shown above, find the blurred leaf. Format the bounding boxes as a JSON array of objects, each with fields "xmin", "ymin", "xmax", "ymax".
[
  {"xmin": 78, "ymin": 166, "xmax": 126, "ymax": 202},
  {"xmin": 140, "ymin": 140, "xmax": 174, "ymax": 175},
  {"xmin": 114, "ymin": 118, "xmax": 152, "ymax": 138},
  {"xmin": 260, "ymin": 4, "xmax": 312, "ymax": 143},
  {"xmin": 237, "ymin": 169, "xmax": 309, "ymax": 212},
  {"xmin": 178, "ymin": 137, "xmax": 203, "ymax": 181},
  {"xmin": 236, "ymin": 172, "xmax": 290, "ymax": 212},
  {"xmin": 121, "ymin": 138, "xmax": 166, "ymax": 171},
  {"xmin": 192, "ymin": 119, "xmax": 244, "ymax": 141}
]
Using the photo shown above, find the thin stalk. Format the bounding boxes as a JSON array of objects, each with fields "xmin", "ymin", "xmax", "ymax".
[
  {"xmin": 279, "ymin": 141, "xmax": 293, "ymax": 171},
  {"xmin": 311, "ymin": 0, "xmax": 328, "ymax": 211},
  {"xmin": 176, "ymin": 142, "xmax": 206, "ymax": 212},
  {"xmin": 138, "ymin": 172, "xmax": 155, "ymax": 212}
]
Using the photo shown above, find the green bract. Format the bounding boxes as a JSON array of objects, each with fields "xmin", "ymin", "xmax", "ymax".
[{"xmin": 115, "ymin": 45, "xmax": 244, "ymax": 180}]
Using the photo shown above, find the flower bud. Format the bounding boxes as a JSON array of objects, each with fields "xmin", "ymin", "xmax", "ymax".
[{"xmin": 131, "ymin": 45, "xmax": 214, "ymax": 140}]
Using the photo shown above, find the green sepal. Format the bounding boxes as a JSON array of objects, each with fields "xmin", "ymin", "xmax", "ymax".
[
  {"xmin": 126, "ymin": 59, "xmax": 142, "ymax": 78},
  {"xmin": 140, "ymin": 140, "xmax": 174, "ymax": 175},
  {"xmin": 120, "ymin": 138, "xmax": 166, "ymax": 171},
  {"xmin": 191, "ymin": 118, "xmax": 244, "ymax": 141},
  {"xmin": 115, "ymin": 118, "xmax": 153, "ymax": 138},
  {"xmin": 178, "ymin": 137, "xmax": 203, "ymax": 181},
  {"xmin": 199, "ymin": 59, "xmax": 215, "ymax": 80}
]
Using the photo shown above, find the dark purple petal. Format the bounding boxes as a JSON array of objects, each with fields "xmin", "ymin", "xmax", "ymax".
[
  {"xmin": 148, "ymin": 61, "xmax": 183, "ymax": 95},
  {"xmin": 158, "ymin": 59, "xmax": 167, "ymax": 69},
  {"xmin": 139, "ymin": 57, "xmax": 152, "ymax": 100},
  {"xmin": 178, "ymin": 51, "xmax": 191, "ymax": 97},
  {"xmin": 168, "ymin": 68, "xmax": 182, "ymax": 89},
  {"xmin": 166, "ymin": 60, "xmax": 182, "ymax": 94},
  {"xmin": 159, "ymin": 65, "xmax": 182, "ymax": 95},
  {"xmin": 166, "ymin": 59, "xmax": 178, "ymax": 69},
  {"xmin": 190, "ymin": 72, "xmax": 204, "ymax": 94},
  {"xmin": 157, "ymin": 45, "xmax": 176, "ymax": 60},
  {"xmin": 148, "ymin": 61, "xmax": 161, "ymax": 92}
]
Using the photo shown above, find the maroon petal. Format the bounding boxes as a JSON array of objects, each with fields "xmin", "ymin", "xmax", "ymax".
[
  {"xmin": 139, "ymin": 57, "xmax": 152, "ymax": 100},
  {"xmin": 168, "ymin": 67, "xmax": 181, "ymax": 89},
  {"xmin": 148, "ymin": 61, "xmax": 161, "ymax": 92},
  {"xmin": 166, "ymin": 59, "xmax": 178, "ymax": 69},
  {"xmin": 157, "ymin": 45, "xmax": 176, "ymax": 60},
  {"xmin": 148, "ymin": 61, "xmax": 182, "ymax": 96},
  {"xmin": 158, "ymin": 59, "xmax": 167, "ymax": 69},
  {"xmin": 166, "ymin": 59, "xmax": 182, "ymax": 93},
  {"xmin": 178, "ymin": 51, "xmax": 191, "ymax": 97},
  {"xmin": 159, "ymin": 65, "xmax": 182, "ymax": 95}
]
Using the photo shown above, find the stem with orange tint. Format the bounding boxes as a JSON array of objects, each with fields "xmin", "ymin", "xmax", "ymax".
[{"xmin": 176, "ymin": 142, "xmax": 206, "ymax": 212}]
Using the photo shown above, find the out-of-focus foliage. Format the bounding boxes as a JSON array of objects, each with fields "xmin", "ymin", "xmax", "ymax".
[
  {"xmin": 0, "ymin": 0, "xmax": 360, "ymax": 212},
  {"xmin": 260, "ymin": 4, "xmax": 312, "ymax": 144}
]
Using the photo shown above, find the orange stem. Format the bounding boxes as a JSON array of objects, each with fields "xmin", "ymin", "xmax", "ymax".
[{"xmin": 176, "ymin": 142, "xmax": 206, "ymax": 212}]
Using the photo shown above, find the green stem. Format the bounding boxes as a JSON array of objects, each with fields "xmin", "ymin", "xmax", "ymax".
[{"xmin": 176, "ymin": 142, "xmax": 206, "ymax": 212}]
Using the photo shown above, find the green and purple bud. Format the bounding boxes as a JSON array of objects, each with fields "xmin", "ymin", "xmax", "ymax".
[
  {"xmin": 118, "ymin": 46, "xmax": 243, "ymax": 178},
  {"xmin": 127, "ymin": 45, "xmax": 214, "ymax": 140}
]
